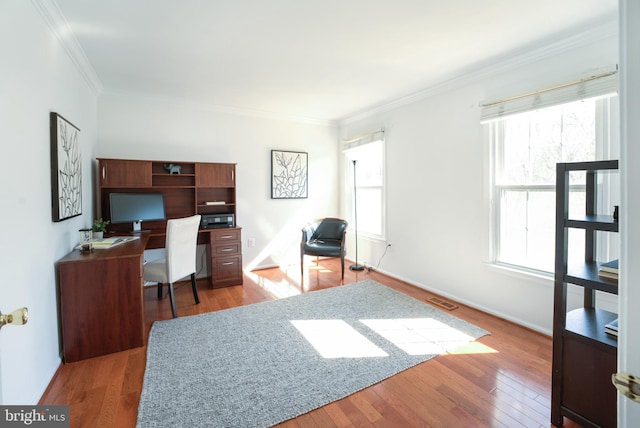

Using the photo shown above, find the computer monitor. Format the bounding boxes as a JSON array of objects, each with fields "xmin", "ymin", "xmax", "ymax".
[{"xmin": 109, "ymin": 193, "xmax": 166, "ymax": 232}]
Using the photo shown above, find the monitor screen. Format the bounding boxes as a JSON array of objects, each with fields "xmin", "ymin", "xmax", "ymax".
[{"xmin": 109, "ymin": 193, "xmax": 166, "ymax": 232}]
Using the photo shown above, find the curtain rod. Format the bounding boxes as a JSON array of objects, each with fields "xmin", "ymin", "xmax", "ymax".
[
  {"xmin": 480, "ymin": 68, "xmax": 618, "ymax": 108},
  {"xmin": 343, "ymin": 128, "xmax": 385, "ymax": 143}
]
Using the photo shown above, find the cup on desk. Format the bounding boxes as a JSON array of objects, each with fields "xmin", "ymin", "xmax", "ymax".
[{"xmin": 79, "ymin": 229, "xmax": 93, "ymax": 253}]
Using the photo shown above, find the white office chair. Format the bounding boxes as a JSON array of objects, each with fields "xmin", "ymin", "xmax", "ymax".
[{"xmin": 143, "ymin": 215, "xmax": 201, "ymax": 318}]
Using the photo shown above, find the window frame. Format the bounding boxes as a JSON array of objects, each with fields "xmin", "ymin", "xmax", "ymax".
[
  {"xmin": 488, "ymin": 96, "xmax": 618, "ymax": 275},
  {"xmin": 343, "ymin": 138, "xmax": 386, "ymax": 241}
]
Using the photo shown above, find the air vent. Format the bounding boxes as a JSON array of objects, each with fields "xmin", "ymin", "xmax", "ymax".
[{"xmin": 427, "ymin": 296, "xmax": 458, "ymax": 311}]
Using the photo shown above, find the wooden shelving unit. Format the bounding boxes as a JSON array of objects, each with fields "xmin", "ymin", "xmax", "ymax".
[{"xmin": 551, "ymin": 160, "xmax": 618, "ymax": 428}]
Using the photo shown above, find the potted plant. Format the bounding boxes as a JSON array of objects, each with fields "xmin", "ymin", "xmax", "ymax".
[{"xmin": 92, "ymin": 218, "xmax": 110, "ymax": 240}]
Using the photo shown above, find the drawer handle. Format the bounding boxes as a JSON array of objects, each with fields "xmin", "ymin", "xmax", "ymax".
[
  {"xmin": 221, "ymin": 248, "xmax": 234, "ymax": 252},
  {"xmin": 222, "ymin": 261, "xmax": 235, "ymax": 266},
  {"xmin": 220, "ymin": 235, "xmax": 233, "ymax": 239}
]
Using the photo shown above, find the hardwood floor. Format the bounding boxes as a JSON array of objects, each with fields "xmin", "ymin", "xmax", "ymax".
[{"xmin": 40, "ymin": 258, "xmax": 579, "ymax": 427}]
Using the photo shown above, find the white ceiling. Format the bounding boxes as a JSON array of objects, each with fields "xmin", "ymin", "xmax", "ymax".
[{"xmin": 53, "ymin": 0, "xmax": 617, "ymax": 123}]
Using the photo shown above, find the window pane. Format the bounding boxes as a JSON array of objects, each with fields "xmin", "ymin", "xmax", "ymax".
[
  {"xmin": 345, "ymin": 139, "xmax": 385, "ymax": 239},
  {"xmin": 498, "ymin": 190, "xmax": 527, "ymax": 267},
  {"xmin": 524, "ymin": 191, "xmax": 555, "ymax": 271},
  {"xmin": 351, "ymin": 141, "xmax": 383, "ymax": 187},
  {"xmin": 355, "ymin": 188, "xmax": 382, "ymax": 236},
  {"xmin": 498, "ymin": 190, "xmax": 555, "ymax": 271},
  {"xmin": 499, "ymin": 99, "xmax": 596, "ymax": 186},
  {"xmin": 498, "ymin": 188, "xmax": 586, "ymax": 272}
]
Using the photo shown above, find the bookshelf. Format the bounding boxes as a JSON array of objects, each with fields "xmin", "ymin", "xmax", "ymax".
[{"xmin": 551, "ymin": 160, "xmax": 618, "ymax": 428}]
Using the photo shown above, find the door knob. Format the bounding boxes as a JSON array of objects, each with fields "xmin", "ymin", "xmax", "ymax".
[
  {"xmin": 612, "ymin": 372, "xmax": 640, "ymax": 403},
  {"xmin": 0, "ymin": 307, "xmax": 28, "ymax": 330}
]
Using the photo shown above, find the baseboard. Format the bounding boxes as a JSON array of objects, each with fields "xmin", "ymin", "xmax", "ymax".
[
  {"xmin": 37, "ymin": 359, "xmax": 63, "ymax": 405},
  {"xmin": 371, "ymin": 267, "xmax": 553, "ymax": 337}
]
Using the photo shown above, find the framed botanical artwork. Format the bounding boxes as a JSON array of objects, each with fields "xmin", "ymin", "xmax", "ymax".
[
  {"xmin": 271, "ymin": 150, "xmax": 308, "ymax": 199},
  {"xmin": 50, "ymin": 112, "xmax": 82, "ymax": 221}
]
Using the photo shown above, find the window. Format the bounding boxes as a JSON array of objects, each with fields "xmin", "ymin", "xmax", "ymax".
[
  {"xmin": 344, "ymin": 138, "xmax": 385, "ymax": 240},
  {"xmin": 488, "ymin": 95, "xmax": 618, "ymax": 274}
]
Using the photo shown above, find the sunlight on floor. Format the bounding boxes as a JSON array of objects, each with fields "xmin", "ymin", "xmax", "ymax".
[
  {"xmin": 291, "ymin": 320, "xmax": 389, "ymax": 358},
  {"xmin": 244, "ymin": 259, "xmax": 338, "ymax": 299},
  {"xmin": 447, "ymin": 341, "xmax": 498, "ymax": 355},
  {"xmin": 291, "ymin": 318, "xmax": 497, "ymax": 359},
  {"xmin": 244, "ymin": 271, "xmax": 302, "ymax": 299}
]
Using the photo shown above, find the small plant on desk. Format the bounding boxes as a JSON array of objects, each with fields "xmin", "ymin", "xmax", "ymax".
[{"xmin": 92, "ymin": 218, "xmax": 110, "ymax": 240}]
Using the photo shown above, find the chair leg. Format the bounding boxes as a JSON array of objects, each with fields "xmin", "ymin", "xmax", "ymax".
[
  {"xmin": 300, "ymin": 252, "xmax": 304, "ymax": 280},
  {"xmin": 168, "ymin": 282, "xmax": 177, "ymax": 318},
  {"xmin": 341, "ymin": 256, "xmax": 345, "ymax": 280},
  {"xmin": 157, "ymin": 282, "xmax": 163, "ymax": 300},
  {"xmin": 190, "ymin": 273, "xmax": 200, "ymax": 304}
]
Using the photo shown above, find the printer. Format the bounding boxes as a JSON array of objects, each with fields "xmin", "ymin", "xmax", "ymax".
[{"xmin": 200, "ymin": 213, "xmax": 235, "ymax": 229}]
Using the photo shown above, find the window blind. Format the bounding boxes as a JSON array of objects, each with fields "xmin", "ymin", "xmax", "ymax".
[
  {"xmin": 480, "ymin": 69, "xmax": 618, "ymax": 123},
  {"xmin": 342, "ymin": 129, "xmax": 385, "ymax": 151}
]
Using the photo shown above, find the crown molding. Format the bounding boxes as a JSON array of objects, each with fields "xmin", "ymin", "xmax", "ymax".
[
  {"xmin": 339, "ymin": 19, "xmax": 618, "ymax": 125},
  {"xmin": 205, "ymin": 103, "xmax": 337, "ymax": 127},
  {"xmin": 101, "ymin": 90, "xmax": 337, "ymax": 128},
  {"xmin": 31, "ymin": 0, "xmax": 103, "ymax": 95}
]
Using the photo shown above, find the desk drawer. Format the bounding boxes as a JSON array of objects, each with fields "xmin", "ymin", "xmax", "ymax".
[
  {"xmin": 211, "ymin": 242, "xmax": 240, "ymax": 256},
  {"xmin": 209, "ymin": 228, "xmax": 240, "ymax": 243},
  {"xmin": 212, "ymin": 255, "xmax": 242, "ymax": 285}
]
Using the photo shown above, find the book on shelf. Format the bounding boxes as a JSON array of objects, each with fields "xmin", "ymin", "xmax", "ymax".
[
  {"xmin": 605, "ymin": 318, "xmax": 618, "ymax": 337},
  {"xmin": 598, "ymin": 270, "xmax": 618, "ymax": 281},
  {"xmin": 599, "ymin": 259, "xmax": 619, "ymax": 274},
  {"xmin": 598, "ymin": 259, "xmax": 619, "ymax": 281}
]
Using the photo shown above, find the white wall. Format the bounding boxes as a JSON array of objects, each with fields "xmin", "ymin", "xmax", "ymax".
[
  {"xmin": 0, "ymin": 1, "xmax": 99, "ymax": 404},
  {"xmin": 339, "ymin": 22, "xmax": 618, "ymax": 334},
  {"xmin": 97, "ymin": 93, "xmax": 339, "ymax": 271}
]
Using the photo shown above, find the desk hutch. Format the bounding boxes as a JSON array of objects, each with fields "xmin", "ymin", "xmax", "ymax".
[{"xmin": 98, "ymin": 158, "xmax": 243, "ymax": 288}]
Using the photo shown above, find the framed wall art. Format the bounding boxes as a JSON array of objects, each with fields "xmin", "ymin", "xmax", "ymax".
[
  {"xmin": 50, "ymin": 112, "xmax": 82, "ymax": 221},
  {"xmin": 271, "ymin": 150, "xmax": 308, "ymax": 199}
]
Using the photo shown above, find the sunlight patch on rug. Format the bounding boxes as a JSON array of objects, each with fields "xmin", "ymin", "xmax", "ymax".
[
  {"xmin": 291, "ymin": 319, "xmax": 389, "ymax": 358},
  {"xmin": 360, "ymin": 318, "xmax": 476, "ymax": 355}
]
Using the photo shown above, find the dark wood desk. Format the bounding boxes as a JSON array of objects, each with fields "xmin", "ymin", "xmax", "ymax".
[{"xmin": 56, "ymin": 234, "xmax": 150, "ymax": 363}]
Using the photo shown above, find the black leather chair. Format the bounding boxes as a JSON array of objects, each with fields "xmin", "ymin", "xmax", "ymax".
[{"xmin": 300, "ymin": 218, "xmax": 348, "ymax": 280}]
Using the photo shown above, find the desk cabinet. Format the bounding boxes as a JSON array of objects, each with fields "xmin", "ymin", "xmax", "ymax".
[
  {"xmin": 99, "ymin": 159, "xmax": 152, "ymax": 187},
  {"xmin": 56, "ymin": 236, "xmax": 149, "ymax": 362},
  {"xmin": 209, "ymin": 228, "xmax": 243, "ymax": 287}
]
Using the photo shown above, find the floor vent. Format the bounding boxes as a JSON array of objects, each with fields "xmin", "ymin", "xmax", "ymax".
[{"xmin": 427, "ymin": 296, "xmax": 458, "ymax": 311}]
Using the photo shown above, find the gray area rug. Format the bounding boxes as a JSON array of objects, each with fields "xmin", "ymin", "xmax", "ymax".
[{"xmin": 137, "ymin": 280, "xmax": 489, "ymax": 427}]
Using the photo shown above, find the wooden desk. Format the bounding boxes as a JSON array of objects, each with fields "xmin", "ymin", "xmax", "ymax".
[{"xmin": 56, "ymin": 234, "xmax": 150, "ymax": 363}]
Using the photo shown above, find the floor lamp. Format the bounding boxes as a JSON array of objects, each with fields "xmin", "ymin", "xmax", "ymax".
[{"xmin": 350, "ymin": 159, "xmax": 364, "ymax": 271}]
